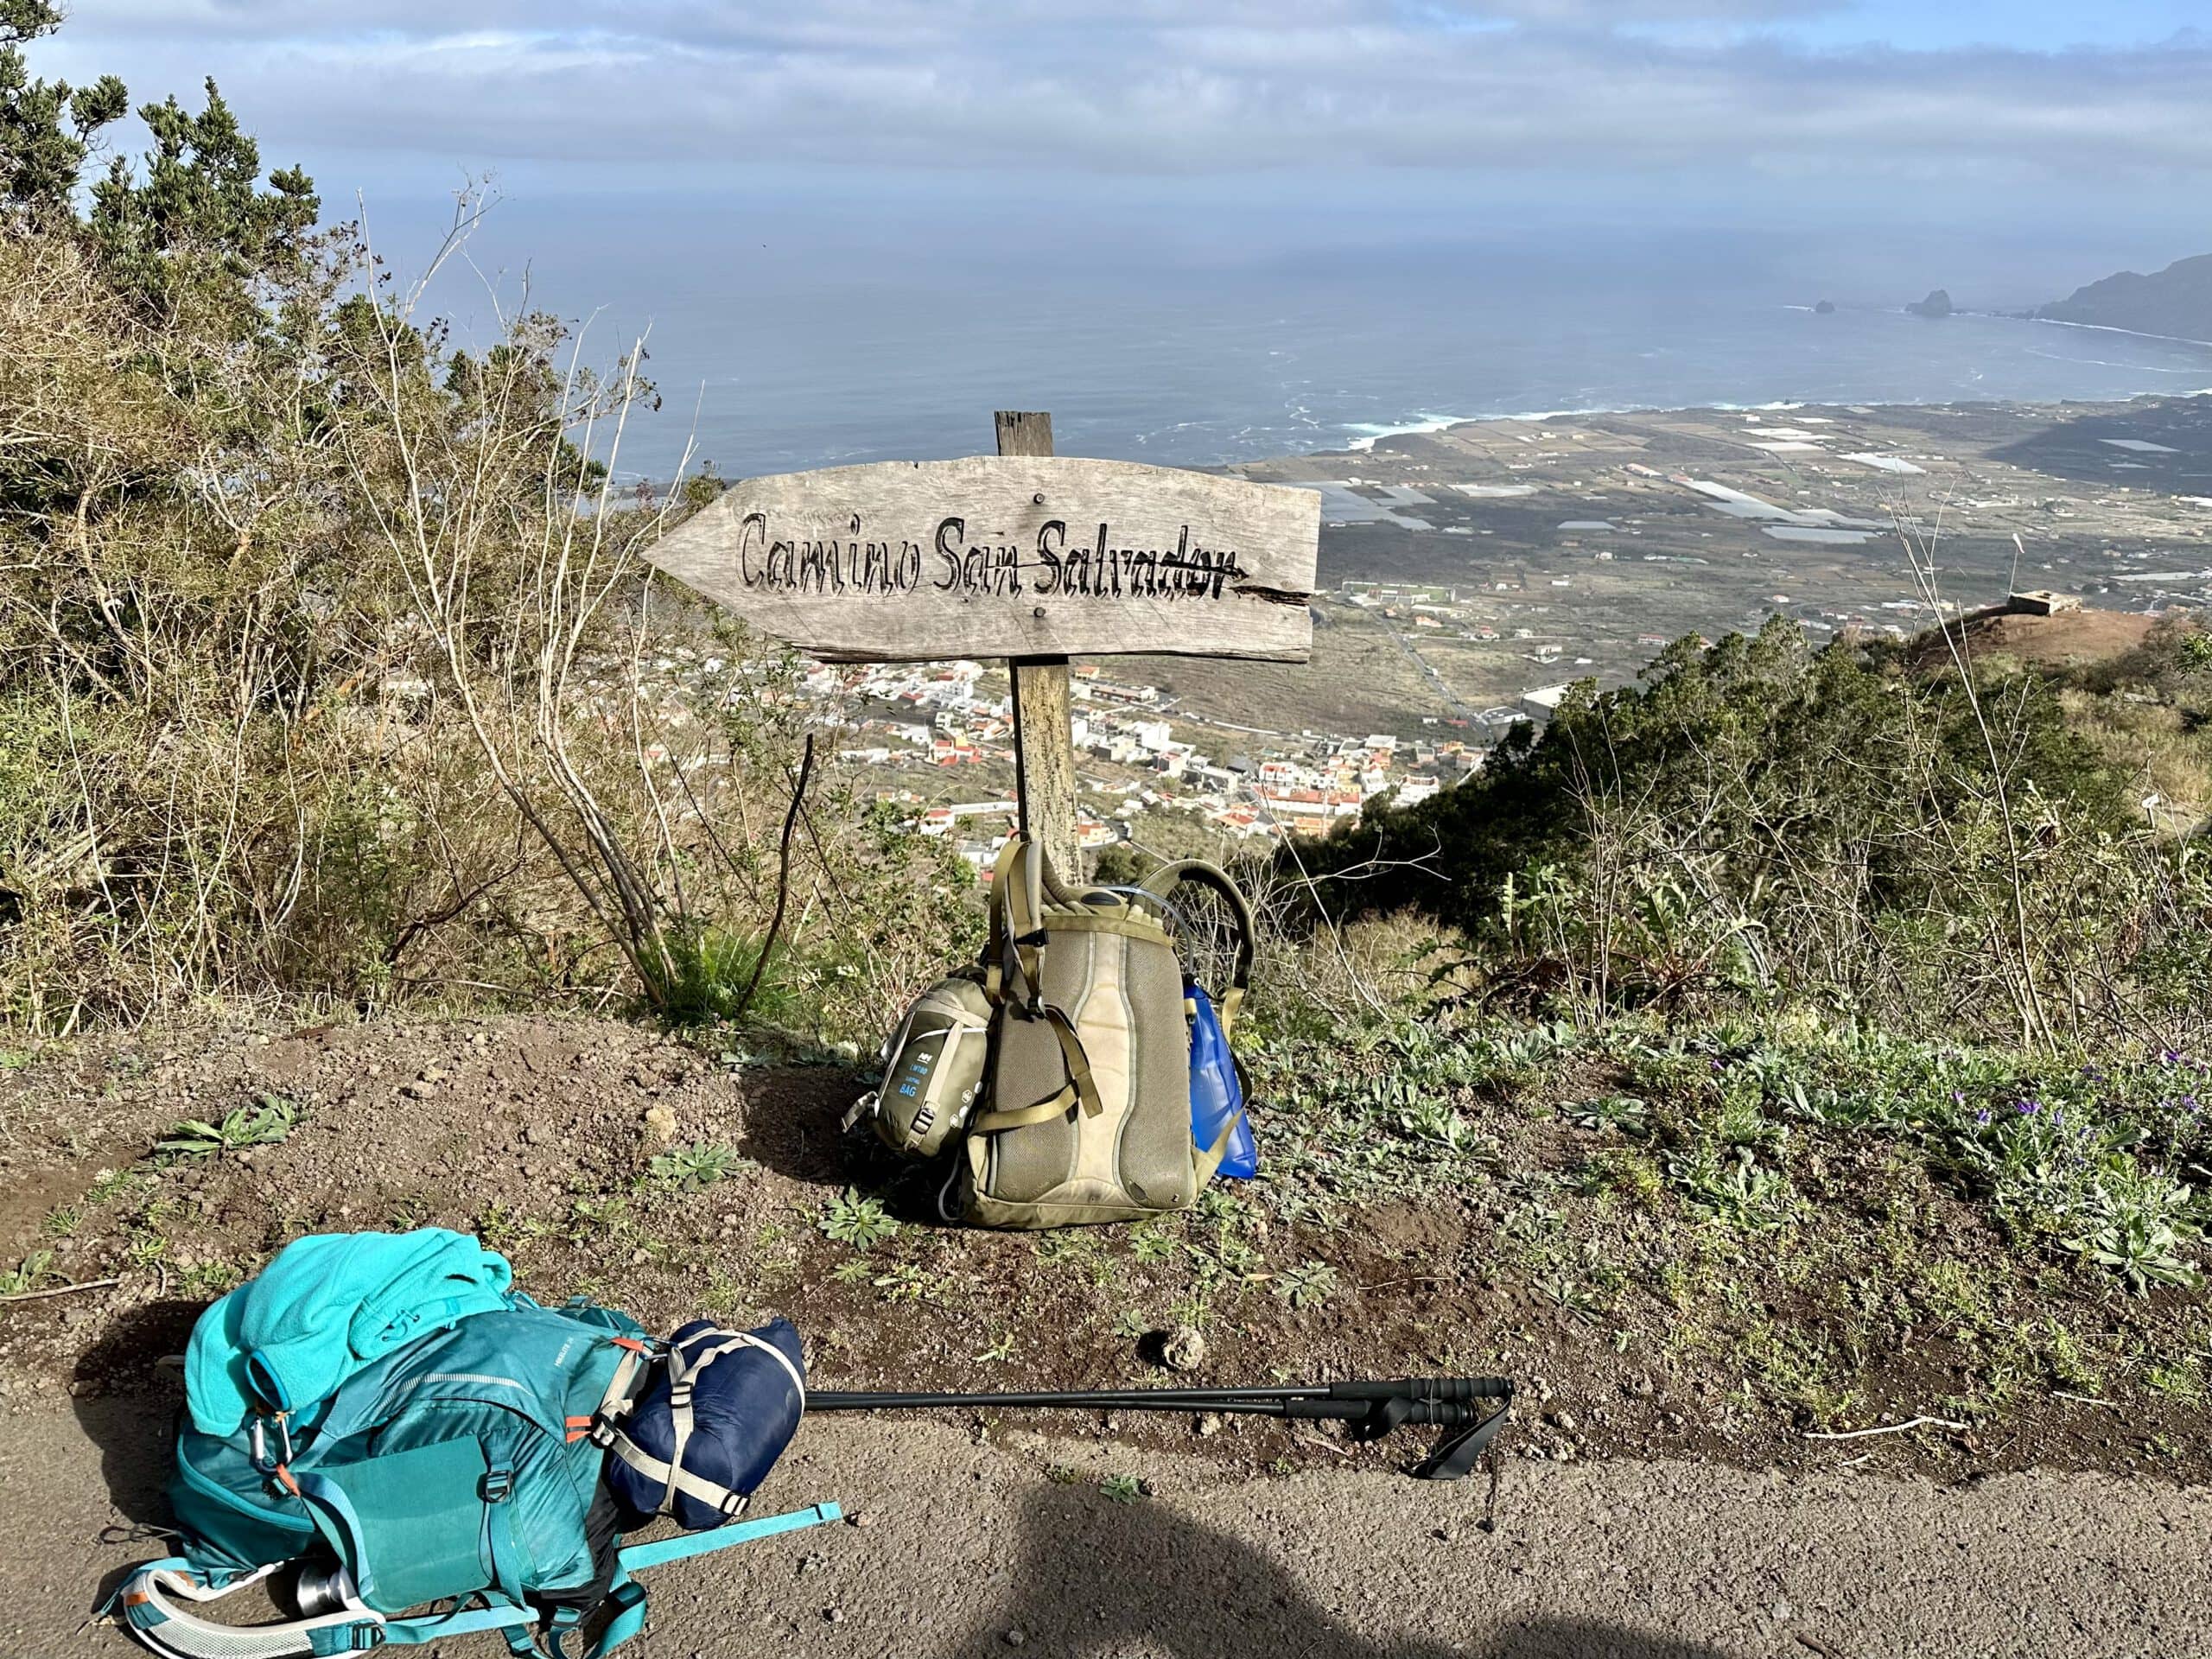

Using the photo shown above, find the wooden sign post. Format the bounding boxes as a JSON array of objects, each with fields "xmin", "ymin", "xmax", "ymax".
[
  {"xmin": 642, "ymin": 411, "xmax": 1320, "ymax": 879},
  {"xmin": 994, "ymin": 412, "xmax": 1083, "ymax": 874}
]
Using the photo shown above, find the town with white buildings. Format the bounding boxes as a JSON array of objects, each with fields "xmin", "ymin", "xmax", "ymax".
[{"xmin": 794, "ymin": 655, "xmax": 1476, "ymax": 874}]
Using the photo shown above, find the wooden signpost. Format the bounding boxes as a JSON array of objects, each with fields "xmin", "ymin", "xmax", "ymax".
[{"xmin": 642, "ymin": 412, "xmax": 1320, "ymax": 876}]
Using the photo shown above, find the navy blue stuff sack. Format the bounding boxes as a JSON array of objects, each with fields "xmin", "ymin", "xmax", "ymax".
[{"xmin": 603, "ymin": 1318, "xmax": 806, "ymax": 1530}]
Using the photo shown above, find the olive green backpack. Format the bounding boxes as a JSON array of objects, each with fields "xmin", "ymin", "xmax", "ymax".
[{"xmin": 849, "ymin": 836, "xmax": 1253, "ymax": 1229}]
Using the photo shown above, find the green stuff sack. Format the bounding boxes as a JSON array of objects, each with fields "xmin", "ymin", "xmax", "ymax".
[
  {"xmin": 958, "ymin": 838, "xmax": 1214, "ymax": 1229},
  {"xmin": 846, "ymin": 972, "xmax": 994, "ymax": 1157}
]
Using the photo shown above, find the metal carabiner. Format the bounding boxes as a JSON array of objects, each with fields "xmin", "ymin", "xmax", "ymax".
[{"xmin": 247, "ymin": 1410, "xmax": 296, "ymax": 1475}]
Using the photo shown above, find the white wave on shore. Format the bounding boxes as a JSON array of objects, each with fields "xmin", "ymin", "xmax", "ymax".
[
  {"xmin": 2030, "ymin": 316, "xmax": 2212, "ymax": 352},
  {"xmin": 1343, "ymin": 413, "xmax": 1484, "ymax": 450},
  {"xmin": 1342, "ymin": 399, "xmax": 1810, "ymax": 450}
]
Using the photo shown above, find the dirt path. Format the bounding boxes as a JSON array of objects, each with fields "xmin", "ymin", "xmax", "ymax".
[
  {"xmin": 11, "ymin": 1012, "xmax": 2211, "ymax": 1489},
  {"xmin": 5, "ymin": 1388, "xmax": 2208, "ymax": 1659}
]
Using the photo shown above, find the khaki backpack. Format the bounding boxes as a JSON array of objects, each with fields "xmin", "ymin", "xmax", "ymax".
[{"xmin": 849, "ymin": 836, "xmax": 1254, "ymax": 1230}]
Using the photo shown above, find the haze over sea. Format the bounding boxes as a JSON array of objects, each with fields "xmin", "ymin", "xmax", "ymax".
[{"xmin": 423, "ymin": 198, "xmax": 2212, "ymax": 483}]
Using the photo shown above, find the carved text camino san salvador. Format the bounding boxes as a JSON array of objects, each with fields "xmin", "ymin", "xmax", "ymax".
[{"xmin": 734, "ymin": 513, "xmax": 1249, "ymax": 602}]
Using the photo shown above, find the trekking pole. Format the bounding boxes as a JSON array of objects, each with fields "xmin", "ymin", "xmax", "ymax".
[{"xmin": 808, "ymin": 1376, "xmax": 1516, "ymax": 1480}]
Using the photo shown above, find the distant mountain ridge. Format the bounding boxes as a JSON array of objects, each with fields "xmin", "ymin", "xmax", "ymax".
[{"xmin": 2037, "ymin": 253, "xmax": 2212, "ymax": 343}]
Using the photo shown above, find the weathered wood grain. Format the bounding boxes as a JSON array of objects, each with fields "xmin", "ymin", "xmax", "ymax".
[
  {"xmin": 640, "ymin": 453, "xmax": 1318, "ymax": 664},
  {"xmin": 995, "ymin": 411, "xmax": 1082, "ymax": 880}
]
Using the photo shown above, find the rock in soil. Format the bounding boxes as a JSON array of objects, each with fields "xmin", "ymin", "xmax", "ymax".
[{"xmin": 1160, "ymin": 1325, "xmax": 1207, "ymax": 1373}]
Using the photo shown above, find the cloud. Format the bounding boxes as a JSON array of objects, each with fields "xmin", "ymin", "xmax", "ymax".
[{"xmin": 24, "ymin": 2, "xmax": 2212, "ymax": 193}]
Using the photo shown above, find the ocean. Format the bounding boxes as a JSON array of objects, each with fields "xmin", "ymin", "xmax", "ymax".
[{"xmin": 420, "ymin": 202, "xmax": 2212, "ymax": 482}]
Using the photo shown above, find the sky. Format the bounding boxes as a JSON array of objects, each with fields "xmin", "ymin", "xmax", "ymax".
[{"xmin": 22, "ymin": 3, "xmax": 2212, "ymax": 295}]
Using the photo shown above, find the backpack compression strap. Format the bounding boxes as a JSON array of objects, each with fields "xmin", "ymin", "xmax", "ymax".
[
  {"xmin": 984, "ymin": 836, "xmax": 1052, "ymax": 1006},
  {"xmin": 967, "ymin": 1005, "xmax": 1101, "ymax": 1135},
  {"xmin": 582, "ymin": 1337, "xmax": 653, "ymax": 1440},
  {"xmin": 603, "ymin": 1331, "xmax": 806, "ymax": 1522},
  {"xmin": 977, "ymin": 836, "xmax": 1103, "ymax": 1128}
]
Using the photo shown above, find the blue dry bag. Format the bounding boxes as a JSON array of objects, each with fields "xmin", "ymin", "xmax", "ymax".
[
  {"xmin": 603, "ymin": 1318, "xmax": 807, "ymax": 1531},
  {"xmin": 1188, "ymin": 979, "xmax": 1258, "ymax": 1179}
]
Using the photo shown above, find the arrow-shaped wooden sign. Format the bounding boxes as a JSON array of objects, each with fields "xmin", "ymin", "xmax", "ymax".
[
  {"xmin": 640, "ymin": 414, "xmax": 1319, "ymax": 876},
  {"xmin": 640, "ymin": 453, "xmax": 1319, "ymax": 664}
]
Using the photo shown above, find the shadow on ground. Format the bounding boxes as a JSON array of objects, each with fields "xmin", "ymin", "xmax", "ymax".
[
  {"xmin": 941, "ymin": 1486, "xmax": 1730, "ymax": 1659},
  {"xmin": 72, "ymin": 1299, "xmax": 195, "ymax": 1529},
  {"xmin": 1986, "ymin": 394, "xmax": 2212, "ymax": 490},
  {"xmin": 730, "ymin": 1064, "xmax": 873, "ymax": 1187},
  {"xmin": 71, "ymin": 1306, "xmax": 195, "ymax": 1611},
  {"xmin": 730, "ymin": 1062, "xmax": 988, "ymax": 1225}
]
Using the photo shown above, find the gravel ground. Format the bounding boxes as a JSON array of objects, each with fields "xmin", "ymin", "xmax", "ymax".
[{"xmin": 7, "ymin": 1389, "xmax": 2209, "ymax": 1659}]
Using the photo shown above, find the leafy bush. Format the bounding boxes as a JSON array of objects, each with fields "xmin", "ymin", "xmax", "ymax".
[
  {"xmin": 1269, "ymin": 1260, "xmax": 1340, "ymax": 1308},
  {"xmin": 645, "ymin": 1142, "xmax": 753, "ymax": 1192},
  {"xmin": 0, "ymin": 11, "xmax": 979, "ymax": 1039},
  {"xmin": 818, "ymin": 1188, "xmax": 899, "ymax": 1249},
  {"xmin": 0, "ymin": 1249, "xmax": 56, "ymax": 1294},
  {"xmin": 1666, "ymin": 1143, "xmax": 1799, "ymax": 1231},
  {"xmin": 1293, "ymin": 615, "xmax": 2206, "ymax": 1046}
]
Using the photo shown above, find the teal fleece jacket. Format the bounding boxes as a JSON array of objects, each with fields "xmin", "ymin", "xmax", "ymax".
[{"xmin": 185, "ymin": 1229, "xmax": 515, "ymax": 1436}]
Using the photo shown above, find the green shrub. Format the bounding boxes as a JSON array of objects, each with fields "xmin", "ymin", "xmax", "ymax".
[{"xmin": 1292, "ymin": 615, "xmax": 2202, "ymax": 1044}]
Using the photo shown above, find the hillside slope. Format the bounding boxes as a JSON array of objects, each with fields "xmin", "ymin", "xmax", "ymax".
[{"xmin": 2037, "ymin": 252, "xmax": 2212, "ymax": 341}]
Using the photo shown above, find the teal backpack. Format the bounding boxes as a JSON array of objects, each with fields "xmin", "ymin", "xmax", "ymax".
[{"xmin": 110, "ymin": 1241, "xmax": 838, "ymax": 1659}]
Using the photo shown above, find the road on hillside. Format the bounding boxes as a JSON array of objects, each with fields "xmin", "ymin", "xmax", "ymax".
[{"xmin": 6, "ymin": 1394, "xmax": 2209, "ymax": 1659}]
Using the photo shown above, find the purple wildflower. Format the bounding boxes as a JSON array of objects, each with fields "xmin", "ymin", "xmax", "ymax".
[
  {"xmin": 1974, "ymin": 1108, "xmax": 1992, "ymax": 1127},
  {"xmin": 2015, "ymin": 1097, "xmax": 2042, "ymax": 1116}
]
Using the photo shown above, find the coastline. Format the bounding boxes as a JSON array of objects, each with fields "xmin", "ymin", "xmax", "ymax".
[
  {"xmin": 1328, "ymin": 385, "xmax": 2212, "ymax": 465},
  {"xmin": 1344, "ymin": 398, "xmax": 1822, "ymax": 454},
  {"xmin": 2019, "ymin": 313, "xmax": 2212, "ymax": 353},
  {"xmin": 1329, "ymin": 316, "xmax": 2212, "ymax": 461}
]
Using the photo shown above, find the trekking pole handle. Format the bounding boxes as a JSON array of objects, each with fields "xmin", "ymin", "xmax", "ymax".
[
  {"xmin": 1327, "ymin": 1377, "xmax": 1515, "ymax": 1403},
  {"xmin": 1280, "ymin": 1398, "xmax": 1497, "ymax": 1427}
]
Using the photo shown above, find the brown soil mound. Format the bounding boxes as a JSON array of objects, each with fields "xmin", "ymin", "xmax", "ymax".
[
  {"xmin": 3, "ymin": 1014, "xmax": 1536, "ymax": 1477},
  {"xmin": 1911, "ymin": 606, "xmax": 2160, "ymax": 671}
]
